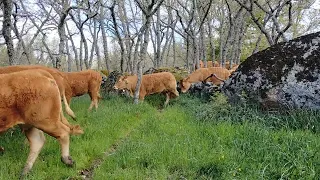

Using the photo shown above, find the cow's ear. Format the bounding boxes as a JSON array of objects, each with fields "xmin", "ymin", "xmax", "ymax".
[{"xmin": 119, "ymin": 76, "xmax": 125, "ymax": 81}]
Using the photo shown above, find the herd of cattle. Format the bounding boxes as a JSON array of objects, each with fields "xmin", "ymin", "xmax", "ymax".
[{"xmin": 0, "ymin": 62, "xmax": 238, "ymax": 176}]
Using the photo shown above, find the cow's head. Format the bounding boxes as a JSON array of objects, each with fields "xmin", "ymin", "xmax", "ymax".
[
  {"xmin": 114, "ymin": 76, "xmax": 129, "ymax": 90},
  {"xmin": 180, "ymin": 78, "xmax": 191, "ymax": 93}
]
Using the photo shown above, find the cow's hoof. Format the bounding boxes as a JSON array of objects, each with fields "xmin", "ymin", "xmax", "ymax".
[
  {"xmin": 61, "ymin": 156, "xmax": 75, "ymax": 167},
  {"xmin": 20, "ymin": 166, "xmax": 31, "ymax": 179}
]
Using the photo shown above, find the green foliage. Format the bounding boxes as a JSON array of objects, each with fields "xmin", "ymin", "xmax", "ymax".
[
  {"xmin": 147, "ymin": 67, "xmax": 189, "ymax": 81},
  {"xmin": 0, "ymin": 94, "xmax": 319, "ymax": 179},
  {"xmin": 100, "ymin": 69, "xmax": 109, "ymax": 76}
]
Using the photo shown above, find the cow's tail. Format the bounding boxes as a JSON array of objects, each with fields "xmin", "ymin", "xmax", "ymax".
[
  {"xmin": 62, "ymin": 93, "xmax": 76, "ymax": 120},
  {"xmin": 60, "ymin": 111, "xmax": 83, "ymax": 135}
]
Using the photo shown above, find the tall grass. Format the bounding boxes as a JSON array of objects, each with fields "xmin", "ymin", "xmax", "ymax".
[
  {"xmin": 94, "ymin": 93, "xmax": 320, "ymax": 179},
  {"xmin": 0, "ymin": 93, "xmax": 319, "ymax": 179}
]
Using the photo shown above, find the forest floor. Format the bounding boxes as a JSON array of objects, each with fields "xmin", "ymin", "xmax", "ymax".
[{"xmin": 0, "ymin": 93, "xmax": 319, "ymax": 179}]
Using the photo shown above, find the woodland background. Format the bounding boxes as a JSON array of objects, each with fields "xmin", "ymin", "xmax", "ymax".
[{"xmin": 1, "ymin": 0, "xmax": 320, "ymax": 73}]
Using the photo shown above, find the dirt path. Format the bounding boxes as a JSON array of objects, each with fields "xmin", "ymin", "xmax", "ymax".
[{"xmin": 76, "ymin": 127, "xmax": 135, "ymax": 180}]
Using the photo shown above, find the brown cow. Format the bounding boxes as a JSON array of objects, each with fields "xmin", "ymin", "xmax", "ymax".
[
  {"xmin": 62, "ymin": 70, "xmax": 102, "ymax": 110},
  {"xmin": 229, "ymin": 64, "xmax": 240, "ymax": 73},
  {"xmin": 198, "ymin": 60, "xmax": 238, "ymax": 70},
  {"xmin": 0, "ymin": 65, "xmax": 76, "ymax": 119},
  {"xmin": 114, "ymin": 72, "xmax": 179, "ymax": 106},
  {"xmin": 198, "ymin": 60, "xmax": 220, "ymax": 68},
  {"xmin": 180, "ymin": 67, "xmax": 231, "ymax": 93},
  {"xmin": 0, "ymin": 69, "xmax": 83, "ymax": 176}
]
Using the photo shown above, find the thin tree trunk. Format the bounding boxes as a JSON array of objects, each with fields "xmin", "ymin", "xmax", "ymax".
[
  {"xmin": 208, "ymin": 20, "xmax": 215, "ymax": 64},
  {"xmin": 12, "ymin": 15, "xmax": 31, "ymax": 64},
  {"xmin": 66, "ymin": 24, "xmax": 79, "ymax": 70},
  {"xmin": 172, "ymin": 29, "xmax": 176, "ymax": 67},
  {"xmin": 109, "ymin": 3, "xmax": 125, "ymax": 72},
  {"xmin": 42, "ymin": 35, "xmax": 55, "ymax": 67},
  {"xmin": 99, "ymin": 4, "xmax": 111, "ymax": 71},
  {"xmin": 155, "ymin": 9, "xmax": 161, "ymax": 68},
  {"xmin": 252, "ymin": 33, "xmax": 262, "ymax": 55},
  {"xmin": 79, "ymin": 37, "xmax": 83, "ymax": 70},
  {"xmin": 134, "ymin": 18, "xmax": 152, "ymax": 104},
  {"xmin": 2, "ymin": 0, "xmax": 15, "ymax": 65},
  {"xmin": 133, "ymin": 35, "xmax": 142, "ymax": 74},
  {"xmin": 66, "ymin": 40, "xmax": 72, "ymax": 72}
]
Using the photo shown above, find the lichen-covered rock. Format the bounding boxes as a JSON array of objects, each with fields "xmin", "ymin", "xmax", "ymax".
[
  {"xmin": 180, "ymin": 81, "xmax": 219, "ymax": 99},
  {"xmin": 101, "ymin": 70, "xmax": 122, "ymax": 94},
  {"xmin": 222, "ymin": 31, "xmax": 320, "ymax": 109}
]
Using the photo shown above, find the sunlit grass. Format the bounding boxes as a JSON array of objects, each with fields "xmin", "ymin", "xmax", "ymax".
[{"xmin": 0, "ymin": 93, "xmax": 319, "ymax": 179}]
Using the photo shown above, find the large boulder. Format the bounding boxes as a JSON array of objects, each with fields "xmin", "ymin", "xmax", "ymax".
[{"xmin": 222, "ymin": 31, "xmax": 320, "ymax": 110}]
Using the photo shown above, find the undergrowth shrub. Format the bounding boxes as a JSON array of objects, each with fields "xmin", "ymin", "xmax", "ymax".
[{"xmin": 179, "ymin": 93, "xmax": 320, "ymax": 133}]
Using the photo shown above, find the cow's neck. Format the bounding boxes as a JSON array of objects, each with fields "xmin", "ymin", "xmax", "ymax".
[
  {"xmin": 127, "ymin": 75, "xmax": 138, "ymax": 92},
  {"xmin": 187, "ymin": 69, "xmax": 207, "ymax": 83}
]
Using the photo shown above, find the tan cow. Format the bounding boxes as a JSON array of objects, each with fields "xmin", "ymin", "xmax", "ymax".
[
  {"xmin": 114, "ymin": 72, "xmax": 179, "ymax": 106},
  {"xmin": 198, "ymin": 60, "xmax": 239, "ymax": 70},
  {"xmin": 0, "ymin": 69, "xmax": 83, "ymax": 176},
  {"xmin": 180, "ymin": 67, "xmax": 231, "ymax": 93},
  {"xmin": 229, "ymin": 64, "xmax": 240, "ymax": 73},
  {"xmin": 197, "ymin": 60, "xmax": 220, "ymax": 68},
  {"xmin": 0, "ymin": 65, "xmax": 76, "ymax": 119},
  {"xmin": 62, "ymin": 70, "xmax": 102, "ymax": 110}
]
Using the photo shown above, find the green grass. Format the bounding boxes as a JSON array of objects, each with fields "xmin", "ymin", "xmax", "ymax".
[
  {"xmin": 0, "ymin": 93, "xmax": 319, "ymax": 179},
  {"xmin": 0, "ymin": 95, "xmax": 154, "ymax": 179}
]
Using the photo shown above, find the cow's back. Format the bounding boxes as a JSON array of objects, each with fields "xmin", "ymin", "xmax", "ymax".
[
  {"xmin": 0, "ymin": 65, "xmax": 66, "ymax": 94},
  {"xmin": 141, "ymin": 72, "xmax": 177, "ymax": 95},
  {"xmin": 208, "ymin": 67, "xmax": 231, "ymax": 85},
  {"xmin": 63, "ymin": 70, "xmax": 102, "ymax": 96},
  {"xmin": 0, "ymin": 70, "xmax": 59, "ymax": 132}
]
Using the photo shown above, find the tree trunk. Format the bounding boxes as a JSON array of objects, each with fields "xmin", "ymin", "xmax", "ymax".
[
  {"xmin": 119, "ymin": 0, "xmax": 133, "ymax": 73},
  {"xmin": 66, "ymin": 40, "xmax": 72, "ymax": 72},
  {"xmin": 2, "ymin": 0, "xmax": 15, "ymax": 65},
  {"xmin": 172, "ymin": 29, "xmax": 176, "ymax": 67},
  {"xmin": 66, "ymin": 24, "xmax": 80, "ymax": 70},
  {"xmin": 79, "ymin": 37, "xmax": 83, "ymax": 70},
  {"xmin": 155, "ymin": 9, "xmax": 161, "ymax": 68},
  {"xmin": 99, "ymin": 11, "xmax": 111, "ymax": 71},
  {"xmin": 109, "ymin": 4, "xmax": 125, "ymax": 72},
  {"xmin": 134, "ymin": 18, "xmax": 152, "ymax": 104},
  {"xmin": 208, "ymin": 20, "xmax": 215, "ymax": 64}
]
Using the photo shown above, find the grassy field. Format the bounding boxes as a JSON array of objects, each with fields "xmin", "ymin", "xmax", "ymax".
[{"xmin": 0, "ymin": 93, "xmax": 319, "ymax": 179}]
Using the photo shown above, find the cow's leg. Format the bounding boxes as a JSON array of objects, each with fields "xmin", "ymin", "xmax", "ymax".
[
  {"xmin": 139, "ymin": 95, "xmax": 145, "ymax": 102},
  {"xmin": 164, "ymin": 92, "xmax": 170, "ymax": 107},
  {"xmin": 21, "ymin": 127, "xmax": 45, "ymax": 176},
  {"xmin": 36, "ymin": 121, "xmax": 74, "ymax": 167},
  {"xmin": 173, "ymin": 89, "xmax": 179, "ymax": 97},
  {"xmin": 88, "ymin": 92, "xmax": 98, "ymax": 111},
  {"xmin": 58, "ymin": 133, "xmax": 73, "ymax": 166}
]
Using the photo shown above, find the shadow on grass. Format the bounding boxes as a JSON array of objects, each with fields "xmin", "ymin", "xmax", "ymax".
[{"xmin": 196, "ymin": 163, "xmax": 222, "ymax": 179}]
